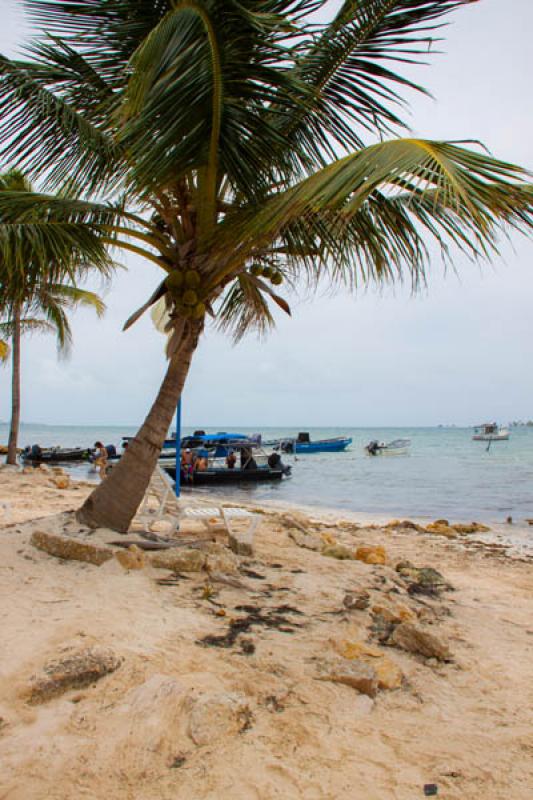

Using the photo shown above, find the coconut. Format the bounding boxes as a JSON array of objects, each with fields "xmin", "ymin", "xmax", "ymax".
[
  {"xmin": 250, "ymin": 264, "xmax": 262, "ymax": 276},
  {"xmin": 165, "ymin": 271, "xmax": 184, "ymax": 290},
  {"xmin": 182, "ymin": 289, "xmax": 198, "ymax": 306},
  {"xmin": 184, "ymin": 270, "xmax": 201, "ymax": 289},
  {"xmin": 262, "ymin": 266, "xmax": 273, "ymax": 279},
  {"xmin": 193, "ymin": 302, "xmax": 206, "ymax": 318},
  {"xmin": 271, "ymin": 271, "xmax": 283, "ymax": 285}
]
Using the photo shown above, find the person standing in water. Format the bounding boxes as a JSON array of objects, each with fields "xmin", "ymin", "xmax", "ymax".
[{"xmin": 94, "ymin": 441, "xmax": 108, "ymax": 480}]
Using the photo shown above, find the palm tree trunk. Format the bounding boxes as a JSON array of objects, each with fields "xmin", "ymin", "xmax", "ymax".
[
  {"xmin": 7, "ymin": 306, "xmax": 21, "ymax": 466},
  {"xmin": 77, "ymin": 323, "xmax": 201, "ymax": 532}
]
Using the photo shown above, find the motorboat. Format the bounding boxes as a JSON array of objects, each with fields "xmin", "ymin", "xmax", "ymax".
[
  {"xmin": 268, "ymin": 432, "xmax": 352, "ymax": 454},
  {"xmin": 165, "ymin": 440, "xmax": 291, "ymax": 485},
  {"xmin": 22, "ymin": 444, "xmax": 94, "ymax": 463},
  {"xmin": 365, "ymin": 438, "xmax": 411, "ymax": 456},
  {"xmin": 472, "ymin": 423, "xmax": 510, "ymax": 441}
]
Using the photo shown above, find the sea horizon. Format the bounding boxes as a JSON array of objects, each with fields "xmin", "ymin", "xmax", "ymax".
[{"xmin": 3, "ymin": 422, "xmax": 532, "ymax": 527}]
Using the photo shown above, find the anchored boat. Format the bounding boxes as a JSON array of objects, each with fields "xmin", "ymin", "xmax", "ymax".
[
  {"xmin": 22, "ymin": 444, "xmax": 95, "ymax": 464},
  {"xmin": 472, "ymin": 423, "xmax": 510, "ymax": 442},
  {"xmin": 365, "ymin": 438, "xmax": 411, "ymax": 456},
  {"xmin": 268, "ymin": 432, "xmax": 352, "ymax": 454},
  {"xmin": 164, "ymin": 437, "xmax": 291, "ymax": 486}
]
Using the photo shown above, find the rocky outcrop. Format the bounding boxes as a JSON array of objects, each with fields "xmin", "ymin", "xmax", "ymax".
[
  {"xmin": 25, "ymin": 647, "xmax": 122, "ymax": 704},
  {"xmin": 425, "ymin": 522, "xmax": 458, "ymax": 539},
  {"xmin": 395, "ymin": 562, "xmax": 453, "ymax": 594},
  {"xmin": 319, "ymin": 660, "xmax": 378, "ymax": 697},
  {"xmin": 322, "ymin": 544, "xmax": 354, "ymax": 560},
  {"xmin": 355, "ymin": 545, "xmax": 387, "ymax": 565},
  {"xmin": 204, "ymin": 544, "xmax": 240, "ymax": 575},
  {"xmin": 115, "ymin": 545, "xmax": 146, "ymax": 571},
  {"xmin": 150, "ymin": 548, "xmax": 206, "ymax": 572},
  {"xmin": 390, "ymin": 622, "xmax": 452, "ymax": 662},
  {"xmin": 386, "ymin": 519, "xmax": 423, "ymax": 531},
  {"xmin": 343, "ymin": 590, "xmax": 370, "ymax": 610},
  {"xmin": 335, "ymin": 641, "xmax": 404, "ymax": 691},
  {"xmin": 288, "ymin": 528, "xmax": 323, "ymax": 551},
  {"xmin": 186, "ymin": 692, "xmax": 252, "ymax": 746},
  {"xmin": 31, "ymin": 530, "xmax": 113, "ymax": 566}
]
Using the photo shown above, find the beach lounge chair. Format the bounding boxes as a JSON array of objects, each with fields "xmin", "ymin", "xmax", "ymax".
[
  {"xmin": 181, "ymin": 505, "xmax": 260, "ymax": 542},
  {"xmin": 139, "ymin": 467, "xmax": 260, "ymax": 548}
]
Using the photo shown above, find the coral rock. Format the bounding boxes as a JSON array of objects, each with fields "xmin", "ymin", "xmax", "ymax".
[
  {"xmin": 187, "ymin": 692, "xmax": 252, "ymax": 746},
  {"xmin": 372, "ymin": 603, "xmax": 414, "ymax": 624},
  {"xmin": 115, "ymin": 545, "xmax": 145, "ymax": 570},
  {"xmin": 150, "ymin": 548, "xmax": 206, "ymax": 572},
  {"xmin": 335, "ymin": 641, "xmax": 404, "ymax": 691},
  {"xmin": 320, "ymin": 660, "xmax": 378, "ymax": 697},
  {"xmin": 425, "ymin": 523, "xmax": 458, "ymax": 539},
  {"xmin": 25, "ymin": 647, "xmax": 121, "ymax": 704},
  {"xmin": 390, "ymin": 622, "xmax": 452, "ymax": 662},
  {"xmin": 288, "ymin": 529, "xmax": 322, "ymax": 551},
  {"xmin": 205, "ymin": 545, "xmax": 240, "ymax": 575},
  {"xmin": 31, "ymin": 530, "xmax": 113, "ymax": 566},
  {"xmin": 355, "ymin": 545, "xmax": 386, "ymax": 565},
  {"xmin": 322, "ymin": 544, "xmax": 354, "ymax": 560},
  {"xmin": 343, "ymin": 590, "xmax": 370, "ymax": 610},
  {"xmin": 453, "ymin": 522, "xmax": 490, "ymax": 534}
]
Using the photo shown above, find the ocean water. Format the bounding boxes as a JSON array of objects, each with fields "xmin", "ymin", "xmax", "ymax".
[{"xmin": 2, "ymin": 423, "xmax": 533, "ymax": 526}]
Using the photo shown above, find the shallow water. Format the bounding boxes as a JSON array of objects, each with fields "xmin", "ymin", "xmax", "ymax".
[{"xmin": 3, "ymin": 423, "xmax": 533, "ymax": 527}]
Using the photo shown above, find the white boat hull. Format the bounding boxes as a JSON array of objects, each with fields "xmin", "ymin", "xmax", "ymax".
[{"xmin": 472, "ymin": 433, "xmax": 509, "ymax": 441}]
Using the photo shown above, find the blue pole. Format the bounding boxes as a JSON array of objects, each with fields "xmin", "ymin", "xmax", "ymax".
[{"xmin": 175, "ymin": 398, "xmax": 181, "ymax": 497}]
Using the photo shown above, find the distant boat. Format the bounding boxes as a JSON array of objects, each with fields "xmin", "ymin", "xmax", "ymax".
[
  {"xmin": 268, "ymin": 432, "xmax": 352, "ymax": 454},
  {"xmin": 472, "ymin": 423, "xmax": 510, "ymax": 441},
  {"xmin": 365, "ymin": 438, "xmax": 411, "ymax": 456}
]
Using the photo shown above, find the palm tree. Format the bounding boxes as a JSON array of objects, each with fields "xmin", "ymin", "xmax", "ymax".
[
  {"xmin": 0, "ymin": 169, "xmax": 112, "ymax": 463},
  {"xmin": 0, "ymin": 1, "xmax": 531, "ymax": 530},
  {"xmin": 0, "ymin": 282, "xmax": 105, "ymax": 464}
]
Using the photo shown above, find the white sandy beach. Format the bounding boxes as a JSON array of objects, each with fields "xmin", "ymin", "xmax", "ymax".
[{"xmin": 0, "ymin": 467, "xmax": 532, "ymax": 800}]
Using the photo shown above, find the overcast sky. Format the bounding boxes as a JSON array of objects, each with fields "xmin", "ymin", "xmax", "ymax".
[{"xmin": 0, "ymin": 0, "xmax": 532, "ymax": 429}]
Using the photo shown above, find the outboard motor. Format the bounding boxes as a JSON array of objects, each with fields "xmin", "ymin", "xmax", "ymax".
[
  {"xmin": 268, "ymin": 451, "xmax": 291, "ymax": 476},
  {"xmin": 30, "ymin": 444, "xmax": 42, "ymax": 460},
  {"xmin": 268, "ymin": 452, "xmax": 281, "ymax": 469}
]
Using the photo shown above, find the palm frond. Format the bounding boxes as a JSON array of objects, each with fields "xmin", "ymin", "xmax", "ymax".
[
  {"xmin": 216, "ymin": 272, "xmax": 276, "ymax": 343},
  {"xmin": 39, "ymin": 283, "xmax": 107, "ymax": 317},
  {"xmin": 275, "ymin": 0, "xmax": 478, "ymax": 167},
  {"xmin": 0, "ymin": 55, "xmax": 125, "ymax": 192},
  {"xmin": 213, "ymin": 139, "xmax": 533, "ymax": 290}
]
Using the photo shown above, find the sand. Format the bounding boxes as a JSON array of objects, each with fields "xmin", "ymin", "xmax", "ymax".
[{"xmin": 0, "ymin": 466, "xmax": 532, "ymax": 800}]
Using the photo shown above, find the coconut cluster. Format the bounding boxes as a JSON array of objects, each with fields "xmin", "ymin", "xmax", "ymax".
[
  {"xmin": 249, "ymin": 264, "xmax": 283, "ymax": 285},
  {"xmin": 165, "ymin": 269, "xmax": 206, "ymax": 318}
]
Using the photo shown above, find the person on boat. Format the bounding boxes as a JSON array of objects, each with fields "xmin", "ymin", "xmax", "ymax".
[
  {"xmin": 93, "ymin": 441, "xmax": 108, "ymax": 480},
  {"xmin": 226, "ymin": 450, "xmax": 237, "ymax": 469},
  {"xmin": 241, "ymin": 447, "xmax": 257, "ymax": 471},
  {"xmin": 195, "ymin": 450, "xmax": 208, "ymax": 471},
  {"xmin": 181, "ymin": 448, "xmax": 194, "ymax": 483}
]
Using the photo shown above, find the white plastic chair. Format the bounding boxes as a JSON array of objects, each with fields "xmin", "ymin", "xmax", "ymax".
[{"xmin": 182, "ymin": 506, "xmax": 260, "ymax": 544}]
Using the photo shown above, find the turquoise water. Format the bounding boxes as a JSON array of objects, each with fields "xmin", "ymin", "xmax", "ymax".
[{"xmin": 2, "ymin": 423, "xmax": 532, "ymax": 524}]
